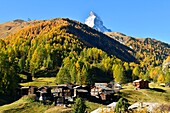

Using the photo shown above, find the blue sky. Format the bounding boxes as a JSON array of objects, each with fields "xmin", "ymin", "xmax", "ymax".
[{"xmin": 0, "ymin": 0, "xmax": 170, "ymax": 43}]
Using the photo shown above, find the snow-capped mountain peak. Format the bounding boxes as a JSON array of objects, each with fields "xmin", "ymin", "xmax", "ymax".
[{"xmin": 85, "ymin": 11, "xmax": 111, "ymax": 32}]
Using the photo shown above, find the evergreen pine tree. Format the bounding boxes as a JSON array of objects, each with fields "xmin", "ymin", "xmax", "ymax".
[
  {"xmin": 72, "ymin": 98, "xmax": 86, "ymax": 113},
  {"xmin": 115, "ymin": 98, "xmax": 129, "ymax": 113}
]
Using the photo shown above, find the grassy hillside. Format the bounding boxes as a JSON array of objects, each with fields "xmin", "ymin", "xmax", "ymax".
[
  {"xmin": 0, "ymin": 96, "xmax": 69, "ymax": 113},
  {"xmin": 0, "ymin": 95, "xmax": 103, "ymax": 113},
  {"xmin": 121, "ymin": 83, "xmax": 170, "ymax": 105}
]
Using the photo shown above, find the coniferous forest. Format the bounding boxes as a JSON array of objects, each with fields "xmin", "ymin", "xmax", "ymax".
[{"xmin": 0, "ymin": 18, "xmax": 169, "ymax": 98}]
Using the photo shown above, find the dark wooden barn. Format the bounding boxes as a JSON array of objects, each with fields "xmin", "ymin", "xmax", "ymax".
[
  {"xmin": 133, "ymin": 79, "xmax": 149, "ymax": 89},
  {"xmin": 36, "ymin": 86, "xmax": 52, "ymax": 101},
  {"xmin": 73, "ymin": 85, "xmax": 89, "ymax": 99}
]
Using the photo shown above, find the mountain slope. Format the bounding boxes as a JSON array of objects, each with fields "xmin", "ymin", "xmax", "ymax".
[
  {"xmin": 0, "ymin": 19, "xmax": 38, "ymax": 38},
  {"xmin": 85, "ymin": 11, "xmax": 111, "ymax": 32},
  {"xmin": 163, "ymin": 56, "xmax": 170, "ymax": 72},
  {"xmin": 4, "ymin": 18, "xmax": 136, "ymax": 62},
  {"xmin": 105, "ymin": 32, "xmax": 170, "ymax": 69}
]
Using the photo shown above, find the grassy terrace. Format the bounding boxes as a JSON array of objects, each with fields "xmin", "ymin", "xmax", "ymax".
[
  {"xmin": 120, "ymin": 83, "xmax": 170, "ymax": 105},
  {"xmin": 20, "ymin": 77, "xmax": 57, "ymax": 87}
]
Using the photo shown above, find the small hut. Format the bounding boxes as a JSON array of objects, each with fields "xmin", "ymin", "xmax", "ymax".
[{"xmin": 133, "ymin": 80, "xmax": 149, "ymax": 89}]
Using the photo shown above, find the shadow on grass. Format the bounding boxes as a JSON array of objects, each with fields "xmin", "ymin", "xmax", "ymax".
[{"xmin": 149, "ymin": 88, "xmax": 166, "ymax": 93}]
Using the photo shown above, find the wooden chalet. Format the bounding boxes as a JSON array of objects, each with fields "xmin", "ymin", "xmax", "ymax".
[
  {"xmin": 133, "ymin": 79, "xmax": 149, "ymax": 89},
  {"xmin": 52, "ymin": 84, "xmax": 73, "ymax": 97},
  {"xmin": 52, "ymin": 84, "xmax": 89, "ymax": 105},
  {"xmin": 20, "ymin": 86, "xmax": 38, "ymax": 96},
  {"xmin": 36, "ymin": 86, "xmax": 52, "ymax": 101},
  {"xmin": 28, "ymin": 86, "xmax": 38, "ymax": 95},
  {"xmin": 91, "ymin": 83, "xmax": 114, "ymax": 101},
  {"xmin": 73, "ymin": 85, "xmax": 89, "ymax": 99},
  {"xmin": 52, "ymin": 84, "xmax": 73, "ymax": 105}
]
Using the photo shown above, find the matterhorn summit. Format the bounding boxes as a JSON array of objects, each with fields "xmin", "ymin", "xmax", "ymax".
[{"xmin": 85, "ymin": 11, "xmax": 111, "ymax": 32}]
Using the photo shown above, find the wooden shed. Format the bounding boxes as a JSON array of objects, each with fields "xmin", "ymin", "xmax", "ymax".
[{"xmin": 133, "ymin": 80, "xmax": 149, "ymax": 89}]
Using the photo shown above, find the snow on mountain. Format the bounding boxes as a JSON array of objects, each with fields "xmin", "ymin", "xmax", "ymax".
[{"xmin": 85, "ymin": 11, "xmax": 111, "ymax": 32}]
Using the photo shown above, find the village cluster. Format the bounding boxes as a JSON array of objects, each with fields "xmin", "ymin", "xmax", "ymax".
[
  {"xmin": 19, "ymin": 82, "xmax": 122, "ymax": 105},
  {"xmin": 19, "ymin": 79, "xmax": 150, "ymax": 105},
  {"xmin": 18, "ymin": 79, "xmax": 170, "ymax": 112}
]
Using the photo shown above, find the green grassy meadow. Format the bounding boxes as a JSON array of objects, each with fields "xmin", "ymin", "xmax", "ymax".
[
  {"xmin": 120, "ymin": 83, "xmax": 170, "ymax": 104},
  {"xmin": 20, "ymin": 77, "xmax": 57, "ymax": 87}
]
